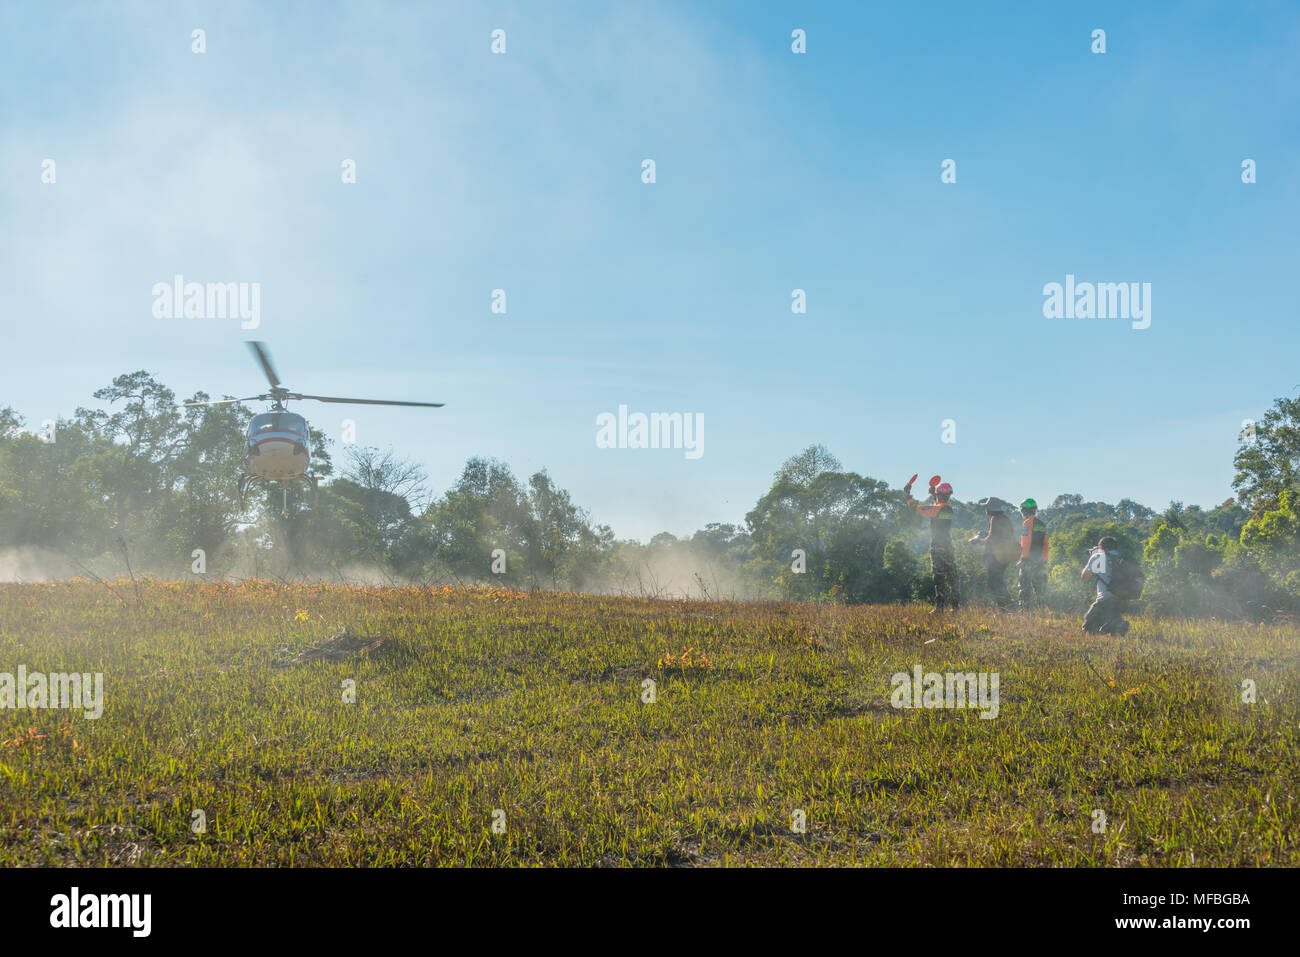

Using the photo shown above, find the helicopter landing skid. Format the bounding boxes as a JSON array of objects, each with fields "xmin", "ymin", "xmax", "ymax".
[{"xmin": 239, "ymin": 474, "xmax": 320, "ymax": 513}]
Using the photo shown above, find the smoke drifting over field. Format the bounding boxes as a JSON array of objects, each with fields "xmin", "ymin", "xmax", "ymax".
[
  {"xmin": 0, "ymin": 534, "xmax": 760, "ymax": 601},
  {"xmin": 0, "ymin": 547, "xmax": 79, "ymax": 583}
]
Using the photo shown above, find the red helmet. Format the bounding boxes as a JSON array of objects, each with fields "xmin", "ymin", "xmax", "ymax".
[{"xmin": 935, "ymin": 482, "xmax": 953, "ymax": 495}]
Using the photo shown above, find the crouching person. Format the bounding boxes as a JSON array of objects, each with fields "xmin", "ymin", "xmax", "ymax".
[{"xmin": 1080, "ymin": 536, "xmax": 1141, "ymax": 636}]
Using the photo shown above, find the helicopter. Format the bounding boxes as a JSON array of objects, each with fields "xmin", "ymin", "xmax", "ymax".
[{"xmin": 182, "ymin": 341, "xmax": 443, "ymax": 513}]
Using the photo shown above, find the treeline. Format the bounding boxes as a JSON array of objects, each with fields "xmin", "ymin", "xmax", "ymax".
[{"xmin": 4, "ymin": 373, "xmax": 1300, "ymax": 619}]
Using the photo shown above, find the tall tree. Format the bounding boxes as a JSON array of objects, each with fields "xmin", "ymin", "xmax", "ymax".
[{"xmin": 1233, "ymin": 393, "xmax": 1300, "ymax": 510}]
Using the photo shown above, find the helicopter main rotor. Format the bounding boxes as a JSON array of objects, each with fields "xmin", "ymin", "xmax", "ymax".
[{"xmin": 180, "ymin": 341, "xmax": 445, "ymax": 410}]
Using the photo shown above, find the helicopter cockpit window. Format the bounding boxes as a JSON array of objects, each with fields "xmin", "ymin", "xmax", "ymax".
[{"xmin": 251, "ymin": 413, "xmax": 306, "ymax": 435}]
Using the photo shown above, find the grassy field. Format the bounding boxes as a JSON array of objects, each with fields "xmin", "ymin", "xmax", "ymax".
[{"xmin": 1, "ymin": 580, "xmax": 1297, "ymax": 866}]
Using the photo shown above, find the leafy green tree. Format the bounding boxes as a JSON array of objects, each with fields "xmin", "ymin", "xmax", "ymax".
[
  {"xmin": 1234, "ymin": 394, "xmax": 1300, "ymax": 510},
  {"xmin": 0, "ymin": 417, "xmax": 112, "ymax": 561},
  {"xmin": 1143, "ymin": 523, "xmax": 1180, "ymax": 563},
  {"xmin": 746, "ymin": 458, "xmax": 899, "ymax": 603},
  {"xmin": 773, "ymin": 444, "xmax": 842, "ymax": 488},
  {"xmin": 1115, "ymin": 498, "xmax": 1155, "ymax": 523},
  {"xmin": 881, "ymin": 539, "xmax": 924, "ymax": 601},
  {"xmin": 75, "ymin": 372, "xmax": 184, "ymax": 539},
  {"xmin": 520, "ymin": 470, "xmax": 592, "ymax": 588},
  {"xmin": 419, "ymin": 457, "xmax": 527, "ymax": 583}
]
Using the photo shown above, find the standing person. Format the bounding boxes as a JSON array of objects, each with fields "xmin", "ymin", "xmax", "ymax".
[
  {"xmin": 1081, "ymin": 536, "xmax": 1133, "ymax": 635},
  {"xmin": 1017, "ymin": 498, "xmax": 1050, "ymax": 608},
  {"xmin": 969, "ymin": 499, "xmax": 1017, "ymax": 609},
  {"xmin": 905, "ymin": 478, "xmax": 959, "ymax": 612}
]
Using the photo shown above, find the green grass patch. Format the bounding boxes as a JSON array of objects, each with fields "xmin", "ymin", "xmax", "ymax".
[{"xmin": 0, "ymin": 581, "xmax": 1296, "ymax": 866}]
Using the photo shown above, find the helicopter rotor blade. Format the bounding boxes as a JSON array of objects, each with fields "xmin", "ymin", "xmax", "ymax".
[
  {"xmin": 297, "ymin": 394, "xmax": 445, "ymax": 408},
  {"xmin": 246, "ymin": 341, "xmax": 282, "ymax": 390},
  {"xmin": 178, "ymin": 396, "xmax": 264, "ymax": 408}
]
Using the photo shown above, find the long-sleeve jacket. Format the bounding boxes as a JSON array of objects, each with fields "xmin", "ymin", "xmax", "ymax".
[
  {"xmin": 909, "ymin": 495, "xmax": 954, "ymax": 552},
  {"xmin": 975, "ymin": 512, "xmax": 1017, "ymax": 561}
]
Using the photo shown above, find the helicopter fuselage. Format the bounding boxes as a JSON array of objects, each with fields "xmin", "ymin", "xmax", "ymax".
[
  {"xmin": 244, "ymin": 410, "xmax": 311, "ymax": 481},
  {"xmin": 186, "ymin": 341, "xmax": 441, "ymax": 509}
]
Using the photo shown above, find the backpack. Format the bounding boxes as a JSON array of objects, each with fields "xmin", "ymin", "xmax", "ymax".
[{"xmin": 1107, "ymin": 553, "xmax": 1145, "ymax": 601}]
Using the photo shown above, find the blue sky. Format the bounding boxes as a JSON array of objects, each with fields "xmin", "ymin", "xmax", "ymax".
[{"xmin": 2, "ymin": 1, "xmax": 1298, "ymax": 540}]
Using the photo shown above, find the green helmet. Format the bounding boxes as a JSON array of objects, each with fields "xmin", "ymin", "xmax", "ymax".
[{"xmin": 1020, "ymin": 498, "xmax": 1037, "ymax": 510}]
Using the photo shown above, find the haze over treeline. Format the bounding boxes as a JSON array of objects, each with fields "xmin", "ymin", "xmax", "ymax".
[{"xmin": 3, "ymin": 373, "xmax": 1300, "ymax": 619}]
